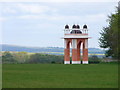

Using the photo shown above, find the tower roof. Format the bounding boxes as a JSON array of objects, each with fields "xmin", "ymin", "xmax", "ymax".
[
  {"xmin": 72, "ymin": 24, "xmax": 77, "ymax": 29},
  {"xmin": 83, "ymin": 24, "xmax": 87, "ymax": 29},
  {"xmin": 65, "ymin": 24, "xmax": 69, "ymax": 29},
  {"xmin": 76, "ymin": 25, "xmax": 80, "ymax": 29}
]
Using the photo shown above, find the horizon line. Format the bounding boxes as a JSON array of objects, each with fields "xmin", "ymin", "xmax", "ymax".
[{"xmin": 1, "ymin": 43, "xmax": 102, "ymax": 49}]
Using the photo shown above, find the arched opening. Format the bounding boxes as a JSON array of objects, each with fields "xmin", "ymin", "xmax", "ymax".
[
  {"xmin": 67, "ymin": 40, "xmax": 72, "ymax": 64},
  {"xmin": 77, "ymin": 40, "xmax": 82, "ymax": 63},
  {"xmin": 81, "ymin": 42, "xmax": 84, "ymax": 64}
]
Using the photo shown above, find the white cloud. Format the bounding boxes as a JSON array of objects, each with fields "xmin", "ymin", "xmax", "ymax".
[
  {"xmin": 2, "ymin": 3, "xmax": 56, "ymax": 14},
  {"xmin": 19, "ymin": 15, "xmax": 46, "ymax": 19},
  {"xmin": 84, "ymin": 14, "xmax": 107, "ymax": 22},
  {"xmin": 17, "ymin": 4, "xmax": 51, "ymax": 14},
  {"xmin": 0, "ymin": 17, "xmax": 7, "ymax": 22},
  {"xmin": 18, "ymin": 13, "xmax": 107, "ymax": 23},
  {"xmin": 3, "ymin": 7, "xmax": 17, "ymax": 14},
  {"xmin": 0, "ymin": 0, "xmax": 119, "ymax": 2}
]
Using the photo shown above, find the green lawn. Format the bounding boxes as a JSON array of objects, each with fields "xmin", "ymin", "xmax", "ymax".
[
  {"xmin": 2, "ymin": 63, "xmax": 118, "ymax": 88},
  {"xmin": 0, "ymin": 64, "xmax": 2, "ymax": 89}
]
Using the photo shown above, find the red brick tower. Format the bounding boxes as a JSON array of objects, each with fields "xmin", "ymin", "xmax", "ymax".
[{"xmin": 64, "ymin": 24, "xmax": 89, "ymax": 64}]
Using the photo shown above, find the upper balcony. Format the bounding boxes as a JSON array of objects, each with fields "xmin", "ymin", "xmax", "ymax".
[{"xmin": 64, "ymin": 24, "xmax": 89, "ymax": 39}]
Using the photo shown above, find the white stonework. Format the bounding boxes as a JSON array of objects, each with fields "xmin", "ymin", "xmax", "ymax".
[
  {"xmin": 82, "ymin": 29, "xmax": 88, "ymax": 33},
  {"xmin": 64, "ymin": 39, "xmax": 67, "ymax": 49},
  {"xmin": 85, "ymin": 39, "xmax": 88, "ymax": 49},
  {"xmin": 83, "ymin": 61, "xmax": 88, "ymax": 64},
  {"xmin": 64, "ymin": 34, "xmax": 88, "ymax": 39},
  {"xmin": 72, "ymin": 39, "xmax": 77, "ymax": 49},
  {"xmin": 72, "ymin": 61, "xmax": 81, "ymax": 64},
  {"xmin": 64, "ymin": 61, "xmax": 70, "ymax": 64},
  {"xmin": 64, "ymin": 29, "xmax": 70, "ymax": 34}
]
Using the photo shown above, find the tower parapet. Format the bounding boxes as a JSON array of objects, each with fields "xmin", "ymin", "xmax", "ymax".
[{"xmin": 64, "ymin": 24, "xmax": 88, "ymax": 39}]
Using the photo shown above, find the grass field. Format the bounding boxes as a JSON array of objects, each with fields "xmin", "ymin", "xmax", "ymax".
[
  {"xmin": 0, "ymin": 64, "xmax": 2, "ymax": 89},
  {"xmin": 2, "ymin": 63, "xmax": 118, "ymax": 88}
]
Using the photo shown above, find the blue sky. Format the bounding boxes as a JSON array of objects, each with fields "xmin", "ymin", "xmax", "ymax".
[{"xmin": 0, "ymin": 1, "xmax": 118, "ymax": 48}]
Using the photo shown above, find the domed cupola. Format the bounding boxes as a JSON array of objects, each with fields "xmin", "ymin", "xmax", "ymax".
[
  {"xmin": 65, "ymin": 24, "xmax": 69, "ymax": 29},
  {"xmin": 83, "ymin": 24, "xmax": 87, "ymax": 29},
  {"xmin": 72, "ymin": 24, "xmax": 77, "ymax": 29},
  {"xmin": 76, "ymin": 25, "xmax": 80, "ymax": 29}
]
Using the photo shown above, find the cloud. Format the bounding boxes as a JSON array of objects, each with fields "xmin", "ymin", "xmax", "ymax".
[
  {"xmin": 1, "ymin": 2, "xmax": 107, "ymax": 24},
  {"xmin": 0, "ymin": 0, "xmax": 119, "ymax": 2},
  {"xmin": 2, "ymin": 3, "xmax": 57, "ymax": 14},
  {"xmin": 18, "ymin": 13, "xmax": 107, "ymax": 23},
  {"xmin": 19, "ymin": 15, "xmax": 44, "ymax": 19},
  {"xmin": 3, "ymin": 7, "xmax": 17, "ymax": 14},
  {"xmin": 17, "ymin": 4, "xmax": 52, "ymax": 14},
  {"xmin": 0, "ymin": 17, "xmax": 7, "ymax": 22},
  {"xmin": 84, "ymin": 14, "xmax": 107, "ymax": 22}
]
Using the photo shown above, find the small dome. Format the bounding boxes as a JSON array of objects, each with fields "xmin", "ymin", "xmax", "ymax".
[
  {"xmin": 65, "ymin": 25, "xmax": 69, "ymax": 29},
  {"xmin": 72, "ymin": 24, "xmax": 77, "ymax": 29},
  {"xmin": 83, "ymin": 24, "xmax": 87, "ymax": 29},
  {"xmin": 76, "ymin": 25, "xmax": 80, "ymax": 29}
]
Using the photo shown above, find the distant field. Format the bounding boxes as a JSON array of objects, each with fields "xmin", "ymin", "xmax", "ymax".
[
  {"xmin": 39, "ymin": 52, "xmax": 105, "ymax": 56},
  {"xmin": 0, "ymin": 64, "xmax": 2, "ymax": 89},
  {"xmin": 2, "ymin": 63, "xmax": 118, "ymax": 88},
  {"xmin": 1, "ymin": 51, "xmax": 105, "ymax": 57}
]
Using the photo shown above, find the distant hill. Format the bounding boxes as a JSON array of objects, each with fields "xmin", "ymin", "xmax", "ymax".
[
  {"xmin": 1, "ymin": 44, "xmax": 64, "ymax": 53},
  {"xmin": 1, "ymin": 44, "xmax": 105, "ymax": 57}
]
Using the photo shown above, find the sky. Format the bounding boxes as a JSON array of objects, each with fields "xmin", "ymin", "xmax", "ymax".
[{"xmin": 0, "ymin": 1, "xmax": 118, "ymax": 48}]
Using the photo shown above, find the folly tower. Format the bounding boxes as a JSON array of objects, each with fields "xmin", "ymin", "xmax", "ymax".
[{"xmin": 64, "ymin": 24, "xmax": 89, "ymax": 64}]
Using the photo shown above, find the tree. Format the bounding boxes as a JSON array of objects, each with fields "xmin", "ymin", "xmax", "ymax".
[
  {"xmin": 12, "ymin": 52, "xmax": 29, "ymax": 63},
  {"xmin": 27, "ymin": 53, "xmax": 63, "ymax": 64},
  {"xmin": 2, "ymin": 51, "xmax": 17, "ymax": 64},
  {"xmin": 99, "ymin": 6, "xmax": 120, "ymax": 60},
  {"xmin": 28, "ymin": 53, "xmax": 47, "ymax": 63},
  {"xmin": 89, "ymin": 55, "xmax": 101, "ymax": 64}
]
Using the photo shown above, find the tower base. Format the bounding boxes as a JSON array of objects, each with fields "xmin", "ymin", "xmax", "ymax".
[
  {"xmin": 83, "ymin": 61, "xmax": 88, "ymax": 64},
  {"xmin": 64, "ymin": 61, "xmax": 70, "ymax": 64},
  {"xmin": 72, "ymin": 61, "xmax": 81, "ymax": 64}
]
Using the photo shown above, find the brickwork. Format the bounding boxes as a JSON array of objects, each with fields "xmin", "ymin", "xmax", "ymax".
[{"xmin": 64, "ymin": 38, "xmax": 88, "ymax": 64}]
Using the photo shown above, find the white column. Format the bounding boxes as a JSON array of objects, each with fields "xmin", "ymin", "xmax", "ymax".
[
  {"xmin": 85, "ymin": 39, "xmax": 88, "ymax": 49},
  {"xmin": 64, "ymin": 39, "xmax": 67, "ymax": 49},
  {"xmin": 72, "ymin": 39, "xmax": 77, "ymax": 49},
  {"xmin": 72, "ymin": 39, "xmax": 81, "ymax": 64}
]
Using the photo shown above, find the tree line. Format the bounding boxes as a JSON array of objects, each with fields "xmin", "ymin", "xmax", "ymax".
[
  {"xmin": 1, "ymin": 51, "xmax": 103, "ymax": 64},
  {"xmin": 2, "ymin": 51, "xmax": 64, "ymax": 64}
]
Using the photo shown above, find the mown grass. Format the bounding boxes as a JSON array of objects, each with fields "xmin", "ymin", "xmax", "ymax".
[
  {"xmin": 0, "ymin": 64, "xmax": 2, "ymax": 89},
  {"xmin": 2, "ymin": 63, "xmax": 118, "ymax": 88}
]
